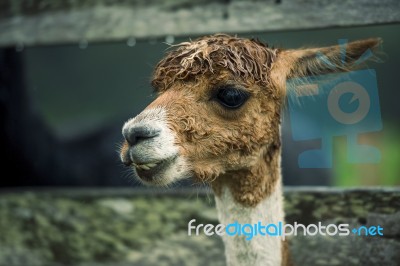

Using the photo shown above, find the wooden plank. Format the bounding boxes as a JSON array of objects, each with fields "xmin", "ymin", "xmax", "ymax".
[
  {"xmin": 0, "ymin": 0, "xmax": 399, "ymax": 47},
  {"xmin": 0, "ymin": 187, "xmax": 399, "ymax": 265},
  {"xmin": 0, "ymin": 186, "xmax": 398, "ymax": 198}
]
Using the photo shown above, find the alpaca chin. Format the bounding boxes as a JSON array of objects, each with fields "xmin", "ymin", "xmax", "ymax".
[{"xmin": 134, "ymin": 155, "xmax": 191, "ymax": 187}]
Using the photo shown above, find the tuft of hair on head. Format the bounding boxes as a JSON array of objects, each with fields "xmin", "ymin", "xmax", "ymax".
[{"xmin": 151, "ymin": 34, "xmax": 278, "ymax": 91}]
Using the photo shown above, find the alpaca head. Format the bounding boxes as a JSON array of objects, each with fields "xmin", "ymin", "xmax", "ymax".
[{"xmin": 120, "ymin": 34, "xmax": 380, "ymax": 190}]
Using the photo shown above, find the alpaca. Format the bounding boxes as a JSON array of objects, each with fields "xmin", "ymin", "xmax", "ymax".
[{"xmin": 120, "ymin": 34, "xmax": 380, "ymax": 266}]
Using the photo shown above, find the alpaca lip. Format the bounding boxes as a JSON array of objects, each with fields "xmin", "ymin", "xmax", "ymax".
[
  {"xmin": 133, "ymin": 161, "xmax": 161, "ymax": 170},
  {"xmin": 134, "ymin": 157, "xmax": 176, "ymax": 181}
]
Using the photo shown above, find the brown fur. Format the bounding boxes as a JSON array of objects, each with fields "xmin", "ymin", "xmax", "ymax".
[
  {"xmin": 148, "ymin": 70, "xmax": 282, "ymax": 206},
  {"xmin": 125, "ymin": 34, "xmax": 383, "ymax": 207},
  {"xmin": 148, "ymin": 35, "xmax": 284, "ymax": 206},
  {"xmin": 152, "ymin": 34, "xmax": 277, "ymax": 92},
  {"xmin": 122, "ymin": 34, "xmax": 381, "ymax": 265}
]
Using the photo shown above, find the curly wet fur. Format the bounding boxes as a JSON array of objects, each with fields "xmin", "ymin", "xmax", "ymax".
[
  {"xmin": 121, "ymin": 34, "xmax": 381, "ymax": 266},
  {"xmin": 140, "ymin": 34, "xmax": 381, "ymax": 207},
  {"xmin": 152, "ymin": 34, "xmax": 277, "ymax": 92},
  {"xmin": 147, "ymin": 71, "xmax": 282, "ymax": 206},
  {"xmin": 148, "ymin": 35, "xmax": 284, "ymax": 207}
]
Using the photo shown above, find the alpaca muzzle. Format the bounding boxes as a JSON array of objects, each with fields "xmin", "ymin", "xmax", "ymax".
[{"xmin": 120, "ymin": 107, "xmax": 190, "ymax": 185}]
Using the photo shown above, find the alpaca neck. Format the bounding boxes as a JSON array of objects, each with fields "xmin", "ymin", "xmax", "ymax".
[
  {"xmin": 212, "ymin": 148, "xmax": 284, "ymax": 266},
  {"xmin": 215, "ymin": 181, "xmax": 284, "ymax": 266}
]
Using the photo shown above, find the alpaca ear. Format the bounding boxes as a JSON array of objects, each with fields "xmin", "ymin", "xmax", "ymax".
[{"xmin": 270, "ymin": 38, "xmax": 382, "ymax": 94}]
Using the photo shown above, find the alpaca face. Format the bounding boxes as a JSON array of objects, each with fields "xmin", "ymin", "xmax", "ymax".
[
  {"xmin": 120, "ymin": 35, "xmax": 281, "ymax": 185},
  {"xmin": 120, "ymin": 34, "xmax": 381, "ymax": 187}
]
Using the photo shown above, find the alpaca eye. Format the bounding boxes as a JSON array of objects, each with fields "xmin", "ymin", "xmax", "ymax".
[{"xmin": 216, "ymin": 87, "xmax": 249, "ymax": 109}]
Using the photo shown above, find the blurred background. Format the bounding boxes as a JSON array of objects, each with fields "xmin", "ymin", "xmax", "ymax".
[
  {"xmin": 0, "ymin": 0, "xmax": 399, "ymax": 189},
  {"xmin": 1, "ymin": 24, "xmax": 399, "ymax": 188},
  {"xmin": 0, "ymin": 1, "xmax": 399, "ymax": 266}
]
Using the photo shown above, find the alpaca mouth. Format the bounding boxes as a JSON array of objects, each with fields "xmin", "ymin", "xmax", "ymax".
[{"xmin": 133, "ymin": 156, "xmax": 177, "ymax": 183}]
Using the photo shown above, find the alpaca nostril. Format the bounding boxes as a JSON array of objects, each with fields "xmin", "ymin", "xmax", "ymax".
[{"xmin": 123, "ymin": 125, "xmax": 161, "ymax": 146}]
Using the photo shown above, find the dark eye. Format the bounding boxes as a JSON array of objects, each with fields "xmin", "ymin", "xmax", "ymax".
[{"xmin": 215, "ymin": 87, "xmax": 249, "ymax": 109}]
